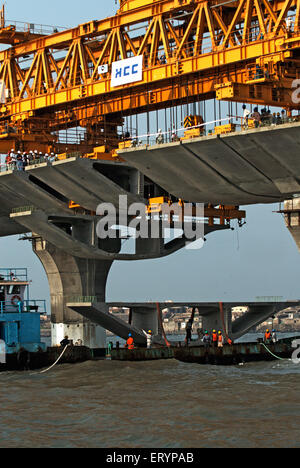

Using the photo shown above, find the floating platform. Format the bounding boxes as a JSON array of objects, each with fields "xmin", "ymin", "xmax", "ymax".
[
  {"xmin": 109, "ymin": 347, "xmax": 174, "ymax": 361},
  {"xmin": 173, "ymin": 338, "xmax": 298, "ymax": 365},
  {"xmin": 0, "ymin": 346, "xmax": 92, "ymax": 372},
  {"xmin": 109, "ymin": 337, "xmax": 300, "ymax": 365}
]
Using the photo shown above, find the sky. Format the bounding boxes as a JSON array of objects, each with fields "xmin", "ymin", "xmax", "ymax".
[{"xmin": 0, "ymin": 0, "xmax": 300, "ymax": 310}]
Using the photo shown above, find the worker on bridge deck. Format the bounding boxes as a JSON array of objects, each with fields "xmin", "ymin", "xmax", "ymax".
[{"xmin": 156, "ymin": 129, "xmax": 164, "ymax": 145}]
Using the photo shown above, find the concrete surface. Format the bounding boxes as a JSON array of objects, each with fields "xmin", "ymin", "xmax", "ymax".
[{"xmin": 119, "ymin": 122, "xmax": 300, "ymax": 205}]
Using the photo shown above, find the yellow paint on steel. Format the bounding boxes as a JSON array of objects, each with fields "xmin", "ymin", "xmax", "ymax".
[{"xmin": 0, "ymin": 0, "xmax": 299, "ymax": 149}]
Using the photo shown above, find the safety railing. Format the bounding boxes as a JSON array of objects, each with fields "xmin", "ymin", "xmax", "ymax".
[
  {"xmin": 4, "ymin": 20, "xmax": 66, "ymax": 36},
  {"xmin": 0, "ymin": 300, "xmax": 47, "ymax": 314},
  {"xmin": 0, "ymin": 268, "xmax": 28, "ymax": 282},
  {"xmin": 67, "ymin": 296, "xmax": 98, "ymax": 304},
  {"xmin": 255, "ymin": 296, "xmax": 284, "ymax": 303},
  {"xmin": 11, "ymin": 206, "xmax": 36, "ymax": 214}
]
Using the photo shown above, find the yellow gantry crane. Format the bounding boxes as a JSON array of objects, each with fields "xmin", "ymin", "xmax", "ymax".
[{"xmin": 0, "ymin": 0, "xmax": 299, "ymax": 156}]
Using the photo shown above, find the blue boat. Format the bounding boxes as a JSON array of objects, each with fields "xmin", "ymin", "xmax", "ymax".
[{"xmin": 0, "ymin": 268, "xmax": 47, "ymax": 356}]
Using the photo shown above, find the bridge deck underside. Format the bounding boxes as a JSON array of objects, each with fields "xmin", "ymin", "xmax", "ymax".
[
  {"xmin": 67, "ymin": 301, "xmax": 300, "ymax": 342},
  {"xmin": 119, "ymin": 122, "xmax": 300, "ymax": 205},
  {"xmin": 0, "ymin": 158, "xmax": 144, "ymax": 237}
]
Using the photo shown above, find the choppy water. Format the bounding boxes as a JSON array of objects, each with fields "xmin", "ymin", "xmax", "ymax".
[{"xmin": 0, "ymin": 353, "xmax": 300, "ymax": 448}]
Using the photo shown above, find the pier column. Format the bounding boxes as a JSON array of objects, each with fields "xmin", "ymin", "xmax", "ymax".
[
  {"xmin": 32, "ymin": 237, "xmax": 114, "ymax": 349},
  {"xmin": 130, "ymin": 306, "xmax": 159, "ymax": 336},
  {"xmin": 284, "ymin": 198, "xmax": 300, "ymax": 252},
  {"xmin": 201, "ymin": 305, "xmax": 232, "ymax": 337}
]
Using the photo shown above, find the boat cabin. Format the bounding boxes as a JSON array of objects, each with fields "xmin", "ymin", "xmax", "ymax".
[{"xmin": 0, "ymin": 268, "xmax": 46, "ymax": 353}]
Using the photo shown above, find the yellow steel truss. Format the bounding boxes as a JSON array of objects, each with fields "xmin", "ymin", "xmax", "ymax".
[{"xmin": 0, "ymin": 0, "xmax": 300, "ymax": 151}]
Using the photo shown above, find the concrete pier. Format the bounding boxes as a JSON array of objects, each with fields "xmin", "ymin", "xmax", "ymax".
[
  {"xmin": 284, "ymin": 198, "xmax": 300, "ymax": 252},
  {"xmin": 33, "ymin": 238, "xmax": 116, "ymax": 348}
]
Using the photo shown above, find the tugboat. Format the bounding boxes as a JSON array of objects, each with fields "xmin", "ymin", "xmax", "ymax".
[
  {"xmin": 0, "ymin": 268, "xmax": 47, "ymax": 369},
  {"xmin": 0, "ymin": 268, "xmax": 93, "ymax": 372}
]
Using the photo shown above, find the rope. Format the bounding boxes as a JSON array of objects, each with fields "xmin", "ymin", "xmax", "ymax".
[
  {"xmin": 261, "ymin": 342, "xmax": 292, "ymax": 361},
  {"xmin": 31, "ymin": 345, "xmax": 70, "ymax": 375},
  {"xmin": 156, "ymin": 302, "xmax": 171, "ymax": 348},
  {"xmin": 219, "ymin": 302, "xmax": 231, "ymax": 344}
]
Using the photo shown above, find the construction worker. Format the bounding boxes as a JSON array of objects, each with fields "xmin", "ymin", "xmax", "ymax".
[
  {"xmin": 125, "ymin": 333, "xmax": 134, "ymax": 350},
  {"xmin": 272, "ymin": 329, "xmax": 278, "ymax": 344},
  {"xmin": 202, "ymin": 331, "xmax": 211, "ymax": 348},
  {"xmin": 185, "ymin": 319, "xmax": 193, "ymax": 346},
  {"xmin": 218, "ymin": 331, "xmax": 224, "ymax": 348},
  {"xmin": 242, "ymin": 104, "xmax": 250, "ymax": 129},
  {"xmin": 212, "ymin": 330, "xmax": 218, "ymax": 348},
  {"xmin": 156, "ymin": 129, "xmax": 164, "ymax": 145},
  {"xmin": 264, "ymin": 329, "xmax": 272, "ymax": 344},
  {"xmin": 143, "ymin": 330, "xmax": 153, "ymax": 349},
  {"xmin": 60, "ymin": 335, "xmax": 70, "ymax": 347}
]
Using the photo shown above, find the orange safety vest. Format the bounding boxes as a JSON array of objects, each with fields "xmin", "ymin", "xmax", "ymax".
[
  {"xmin": 126, "ymin": 337, "xmax": 134, "ymax": 350},
  {"xmin": 212, "ymin": 333, "xmax": 218, "ymax": 342},
  {"xmin": 218, "ymin": 334, "xmax": 223, "ymax": 342},
  {"xmin": 265, "ymin": 332, "xmax": 271, "ymax": 341}
]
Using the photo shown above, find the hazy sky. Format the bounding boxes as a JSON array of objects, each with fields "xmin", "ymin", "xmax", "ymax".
[{"xmin": 1, "ymin": 1, "xmax": 300, "ymax": 309}]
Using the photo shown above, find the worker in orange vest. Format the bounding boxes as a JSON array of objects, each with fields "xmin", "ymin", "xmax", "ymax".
[
  {"xmin": 218, "ymin": 331, "xmax": 224, "ymax": 348},
  {"xmin": 264, "ymin": 329, "xmax": 272, "ymax": 344},
  {"xmin": 125, "ymin": 333, "xmax": 134, "ymax": 350},
  {"xmin": 212, "ymin": 330, "xmax": 218, "ymax": 348}
]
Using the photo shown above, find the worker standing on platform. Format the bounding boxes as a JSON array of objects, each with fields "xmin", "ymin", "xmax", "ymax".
[
  {"xmin": 156, "ymin": 129, "xmax": 164, "ymax": 145},
  {"xmin": 125, "ymin": 333, "xmax": 134, "ymax": 350},
  {"xmin": 251, "ymin": 107, "xmax": 261, "ymax": 128},
  {"xmin": 185, "ymin": 319, "xmax": 193, "ymax": 346},
  {"xmin": 264, "ymin": 329, "xmax": 272, "ymax": 344},
  {"xmin": 242, "ymin": 104, "xmax": 250, "ymax": 129},
  {"xmin": 60, "ymin": 335, "xmax": 70, "ymax": 347},
  {"xmin": 218, "ymin": 331, "xmax": 224, "ymax": 348},
  {"xmin": 143, "ymin": 330, "xmax": 153, "ymax": 349},
  {"xmin": 202, "ymin": 331, "xmax": 211, "ymax": 348},
  {"xmin": 272, "ymin": 329, "xmax": 278, "ymax": 344},
  {"xmin": 212, "ymin": 330, "xmax": 218, "ymax": 348}
]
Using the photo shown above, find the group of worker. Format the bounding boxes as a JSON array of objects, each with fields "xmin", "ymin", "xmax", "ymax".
[
  {"xmin": 125, "ymin": 328, "xmax": 234, "ymax": 351},
  {"xmin": 125, "ymin": 329, "xmax": 153, "ymax": 351},
  {"xmin": 264, "ymin": 329, "xmax": 278, "ymax": 344},
  {"xmin": 4, "ymin": 149, "xmax": 58, "ymax": 171},
  {"xmin": 243, "ymin": 105, "xmax": 291, "ymax": 130},
  {"xmin": 202, "ymin": 330, "xmax": 232, "ymax": 348}
]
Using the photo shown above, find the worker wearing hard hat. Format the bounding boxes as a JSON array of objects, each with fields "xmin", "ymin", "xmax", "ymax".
[
  {"xmin": 264, "ymin": 329, "xmax": 272, "ymax": 344},
  {"xmin": 143, "ymin": 330, "xmax": 153, "ymax": 349},
  {"xmin": 202, "ymin": 331, "xmax": 211, "ymax": 348},
  {"xmin": 212, "ymin": 330, "xmax": 218, "ymax": 348},
  {"xmin": 218, "ymin": 331, "xmax": 224, "ymax": 348},
  {"xmin": 125, "ymin": 333, "xmax": 134, "ymax": 351},
  {"xmin": 272, "ymin": 329, "xmax": 278, "ymax": 344}
]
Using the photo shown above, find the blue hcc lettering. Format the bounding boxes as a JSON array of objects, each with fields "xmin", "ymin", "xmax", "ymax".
[{"xmin": 111, "ymin": 56, "xmax": 143, "ymax": 87}]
